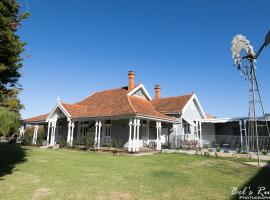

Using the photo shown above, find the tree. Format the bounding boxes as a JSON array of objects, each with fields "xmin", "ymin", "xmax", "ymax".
[
  {"xmin": 0, "ymin": 0, "xmax": 29, "ymax": 90},
  {"xmin": 0, "ymin": 0, "xmax": 29, "ymax": 137},
  {"xmin": 0, "ymin": 107, "xmax": 20, "ymax": 137}
]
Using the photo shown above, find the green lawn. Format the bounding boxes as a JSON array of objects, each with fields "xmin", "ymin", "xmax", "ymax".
[{"xmin": 0, "ymin": 143, "xmax": 269, "ymax": 200}]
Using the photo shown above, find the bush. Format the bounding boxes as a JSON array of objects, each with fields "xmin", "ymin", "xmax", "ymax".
[
  {"xmin": 112, "ymin": 138, "xmax": 122, "ymax": 154},
  {"xmin": 216, "ymin": 145, "xmax": 221, "ymax": 152},
  {"xmin": 261, "ymin": 150, "xmax": 268, "ymax": 155},
  {"xmin": 0, "ymin": 107, "xmax": 20, "ymax": 137},
  {"xmin": 36, "ymin": 127, "xmax": 45, "ymax": 146},
  {"xmin": 22, "ymin": 127, "xmax": 34, "ymax": 146},
  {"xmin": 83, "ymin": 134, "xmax": 94, "ymax": 150},
  {"xmin": 59, "ymin": 137, "xmax": 67, "ymax": 148}
]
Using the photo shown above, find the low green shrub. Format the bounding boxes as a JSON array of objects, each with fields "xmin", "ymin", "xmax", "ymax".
[
  {"xmin": 216, "ymin": 145, "xmax": 221, "ymax": 152},
  {"xmin": 36, "ymin": 127, "xmax": 45, "ymax": 146},
  {"xmin": 59, "ymin": 137, "xmax": 67, "ymax": 148},
  {"xmin": 22, "ymin": 127, "xmax": 34, "ymax": 146},
  {"xmin": 261, "ymin": 150, "xmax": 268, "ymax": 155},
  {"xmin": 83, "ymin": 134, "xmax": 94, "ymax": 150}
]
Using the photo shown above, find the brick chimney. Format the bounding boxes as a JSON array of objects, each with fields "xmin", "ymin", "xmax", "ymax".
[
  {"xmin": 154, "ymin": 85, "xmax": 161, "ymax": 99},
  {"xmin": 128, "ymin": 71, "xmax": 135, "ymax": 91}
]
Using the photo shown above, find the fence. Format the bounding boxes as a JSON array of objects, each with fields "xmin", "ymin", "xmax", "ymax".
[
  {"xmin": 169, "ymin": 135, "xmax": 199, "ymax": 150},
  {"xmin": 169, "ymin": 134, "xmax": 270, "ymax": 151}
]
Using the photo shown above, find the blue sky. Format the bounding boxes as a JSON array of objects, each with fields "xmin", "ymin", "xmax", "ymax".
[{"xmin": 18, "ymin": 0, "xmax": 270, "ymax": 119}]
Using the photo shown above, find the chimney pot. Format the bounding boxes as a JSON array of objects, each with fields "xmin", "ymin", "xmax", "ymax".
[
  {"xmin": 155, "ymin": 84, "xmax": 161, "ymax": 99},
  {"xmin": 128, "ymin": 71, "xmax": 135, "ymax": 90}
]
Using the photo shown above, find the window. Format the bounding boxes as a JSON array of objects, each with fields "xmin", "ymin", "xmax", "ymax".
[
  {"xmin": 80, "ymin": 121, "xmax": 89, "ymax": 137},
  {"xmin": 183, "ymin": 121, "xmax": 191, "ymax": 134},
  {"xmin": 133, "ymin": 89, "xmax": 146, "ymax": 98}
]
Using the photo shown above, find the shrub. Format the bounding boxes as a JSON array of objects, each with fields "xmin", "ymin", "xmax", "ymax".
[
  {"xmin": 22, "ymin": 127, "xmax": 34, "ymax": 146},
  {"xmin": 83, "ymin": 134, "xmax": 94, "ymax": 150},
  {"xmin": 216, "ymin": 145, "xmax": 221, "ymax": 152},
  {"xmin": 36, "ymin": 127, "xmax": 45, "ymax": 146},
  {"xmin": 112, "ymin": 138, "xmax": 122, "ymax": 154},
  {"xmin": 261, "ymin": 150, "xmax": 268, "ymax": 155},
  {"xmin": 59, "ymin": 137, "xmax": 67, "ymax": 148},
  {"xmin": 0, "ymin": 107, "xmax": 20, "ymax": 137}
]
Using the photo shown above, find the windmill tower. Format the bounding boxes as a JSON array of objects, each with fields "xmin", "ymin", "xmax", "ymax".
[{"xmin": 231, "ymin": 31, "xmax": 270, "ymax": 166}]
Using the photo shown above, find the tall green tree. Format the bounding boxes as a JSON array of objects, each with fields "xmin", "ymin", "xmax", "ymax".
[
  {"xmin": 0, "ymin": 0, "xmax": 29, "ymax": 136},
  {"xmin": 0, "ymin": 0, "xmax": 29, "ymax": 89}
]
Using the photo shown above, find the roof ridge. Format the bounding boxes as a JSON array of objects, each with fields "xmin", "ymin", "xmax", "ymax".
[
  {"xmin": 152, "ymin": 93, "xmax": 193, "ymax": 100},
  {"xmin": 61, "ymin": 102, "xmax": 88, "ymax": 108},
  {"xmin": 75, "ymin": 87, "xmax": 128, "ymax": 105}
]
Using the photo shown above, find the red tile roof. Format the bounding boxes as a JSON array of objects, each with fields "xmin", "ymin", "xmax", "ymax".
[
  {"xmin": 151, "ymin": 94, "xmax": 192, "ymax": 113},
  {"xmin": 24, "ymin": 87, "xmax": 176, "ymax": 122},
  {"xmin": 24, "ymin": 113, "xmax": 49, "ymax": 123},
  {"xmin": 128, "ymin": 95, "xmax": 173, "ymax": 120}
]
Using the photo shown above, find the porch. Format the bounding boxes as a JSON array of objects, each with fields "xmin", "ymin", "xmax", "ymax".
[{"xmin": 22, "ymin": 115, "xmax": 176, "ymax": 152}]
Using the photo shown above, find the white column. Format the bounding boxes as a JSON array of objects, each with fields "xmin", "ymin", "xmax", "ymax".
[
  {"xmin": 32, "ymin": 125, "xmax": 39, "ymax": 145},
  {"xmin": 97, "ymin": 120, "xmax": 102, "ymax": 149},
  {"xmin": 244, "ymin": 120, "xmax": 248, "ymax": 152},
  {"xmin": 19, "ymin": 125, "xmax": 25, "ymax": 138},
  {"xmin": 50, "ymin": 121, "xmax": 56, "ymax": 146},
  {"xmin": 173, "ymin": 124, "xmax": 177, "ymax": 148},
  {"xmin": 95, "ymin": 120, "xmax": 98, "ymax": 148},
  {"xmin": 132, "ymin": 118, "xmax": 137, "ymax": 152},
  {"xmin": 239, "ymin": 120, "xmax": 243, "ymax": 152},
  {"xmin": 156, "ymin": 121, "xmax": 161, "ymax": 150},
  {"xmin": 199, "ymin": 121, "xmax": 202, "ymax": 148},
  {"xmin": 67, "ymin": 121, "xmax": 71, "ymax": 146},
  {"xmin": 70, "ymin": 121, "xmax": 75, "ymax": 146},
  {"xmin": 128, "ymin": 118, "xmax": 132, "ymax": 152},
  {"xmin": 136, "ymin": 119, "xmax": 140, "ymax": 152},
  {"xmin": 47, "ymin": 122, "xmax": 51, "ymax": 145}
]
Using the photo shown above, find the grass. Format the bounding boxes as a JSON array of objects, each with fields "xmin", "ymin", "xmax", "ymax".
[{"xmin": 0, "ymin": 143, "xmax": 269, "ymax": 200}]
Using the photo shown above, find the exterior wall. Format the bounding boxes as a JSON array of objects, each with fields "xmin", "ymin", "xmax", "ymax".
[
  {"xmin": 182, "ymin": 100, "xmax": 204, "ymax": 122},
  {"xmin": 111, "ymin": 119, "xmax": 129, "ymax": 147}
]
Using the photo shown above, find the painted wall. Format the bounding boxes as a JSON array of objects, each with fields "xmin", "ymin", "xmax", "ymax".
[
  {"xmin": 111, "ymin": 119, "xmax": 129, "ymax": 147},
  {"xmin": 182, "ymin": 99, "xmax": 204, "ymax": 122}
]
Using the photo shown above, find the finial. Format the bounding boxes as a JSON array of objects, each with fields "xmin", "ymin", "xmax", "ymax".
[{"xmin": 56, "ymin": 96, "xmax": 61, "ymax": 103}]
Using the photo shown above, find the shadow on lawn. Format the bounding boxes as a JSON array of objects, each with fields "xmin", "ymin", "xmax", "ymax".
[
  {"xmin": 231, "ymin": 161, "xmax": 270, "ymax": 200},
  {"xmin": 0, "ymin": 143, "xmax": 27, "ymax": 180}
]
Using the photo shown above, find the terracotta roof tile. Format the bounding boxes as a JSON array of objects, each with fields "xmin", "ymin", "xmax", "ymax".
[
  {"xmin": 74, "ymin": 87, "xmax": 135, "ymax": 118},
  {"xmin": 128, "ymin": 96, "xmax": 174, "ymax": 120},
  {"xmin": 151, "ymin": 94, "xmax": 192, "ymax": 113},
  {"xmin": 25, "ymin": 87, "xmax": 177, "ymax": 122},
  {"xmin": 61, "ymin": 103, "xmax": 88, "ymax": 117},
  {"xmin": 23, "ymin": 113, "xmax": 48, "ymax": 123}
]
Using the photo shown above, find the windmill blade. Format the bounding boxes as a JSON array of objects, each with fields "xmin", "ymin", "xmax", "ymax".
[
  {"xmin": 264, "ymin": 30, "xmax": 270, "ymax": 47},
  {"xmin": 231, "ymin": 34, "xmax": 254, "ymax": 68}
]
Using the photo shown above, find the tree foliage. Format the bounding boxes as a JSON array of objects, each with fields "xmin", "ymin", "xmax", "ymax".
[
  {"xmin": 0, "ymin": 107, "xmax": 20, "ymax": 136},
  {"xmin": 0, "ymin": 0, "xmax": 29, "ymax": 136},
  {"xmin": 0, "ymin": 0, "xmax": 29, "ymax": 89}
]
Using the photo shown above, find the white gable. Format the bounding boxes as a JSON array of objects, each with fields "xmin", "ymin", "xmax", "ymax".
[
  {"xmin": 182, "ymin": 94, "xmax": 207, "ymax": 120},
  {"xmin": 127, "ymin": 84, "xmax": 152, "ymax": 100},
  {"xmin": 46, "ymin": 102, "xmax": 71, "ymax": 122}
]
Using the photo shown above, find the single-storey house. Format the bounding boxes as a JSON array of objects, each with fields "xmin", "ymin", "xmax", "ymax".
[{"xmin": 21, "ymin": 71, "xmax": 208, "ymax": 152}]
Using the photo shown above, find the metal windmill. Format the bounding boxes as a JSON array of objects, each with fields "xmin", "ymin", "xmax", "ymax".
[{"xmin": 231, "ymin": 31, "xmax": 270, "ymax": 166}]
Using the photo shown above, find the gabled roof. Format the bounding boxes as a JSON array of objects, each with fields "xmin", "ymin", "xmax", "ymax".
[
  {"xmin": 23, "ymin": 87, "xmax": 175, "ymax": 122},
  {"xmin": 151, "ymin": 94, "xmax": 192, "ymax": 114}
]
